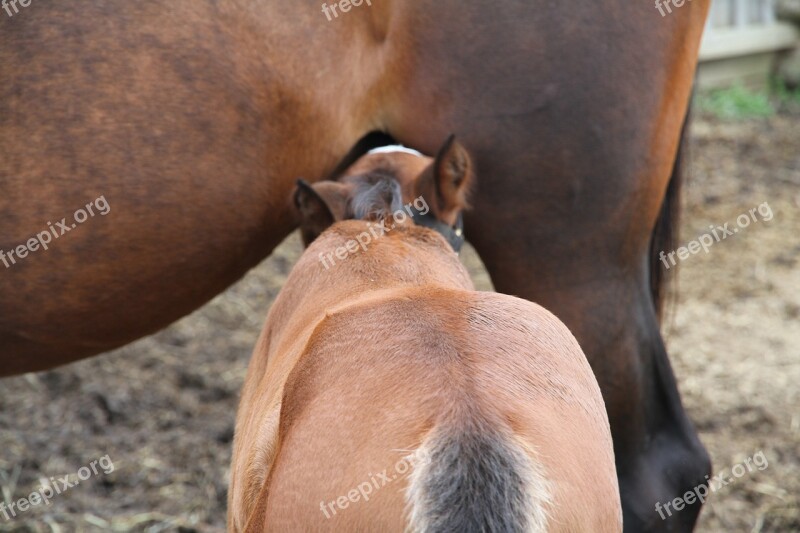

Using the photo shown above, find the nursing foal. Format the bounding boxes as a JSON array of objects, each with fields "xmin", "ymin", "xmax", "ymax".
[{"xmin": 229, "ymin": 140, "xmax": 621, "ymax": 532}]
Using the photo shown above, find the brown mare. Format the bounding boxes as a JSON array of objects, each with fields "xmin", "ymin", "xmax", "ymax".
[
  {"xmin": 230, "ymin": 144, "xmax": 621, "ymax": 531},
  {"xmin": 0, "ymin": 1, "xmax": 711, "ymax": 530}
]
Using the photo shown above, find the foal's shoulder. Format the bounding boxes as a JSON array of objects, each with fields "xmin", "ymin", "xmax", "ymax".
[{"xmin": 466, "ymin": 291, "xmax": 578, "ymax": 340}]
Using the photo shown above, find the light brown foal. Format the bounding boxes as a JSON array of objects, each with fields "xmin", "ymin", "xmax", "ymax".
[{"xmin": 229, "ymin": 141, "xmax": 621, "ymax": 532}]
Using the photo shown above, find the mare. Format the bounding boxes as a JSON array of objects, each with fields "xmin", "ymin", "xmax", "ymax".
[{"xmin": 0, "ymin": 2, "xmax": 712, "ymax": 529}]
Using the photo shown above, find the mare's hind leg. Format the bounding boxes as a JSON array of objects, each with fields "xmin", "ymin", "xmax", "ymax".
[
  {"xmin": 386, "ymin": 0, "xmax": 712, "ymax": 528},
  {"xmin": 455, "ymin": 90, "xmax": 712, "ymax": 531},
  {"xmin": 456, "ymin": 108, "xmax": 712, "ymax": 530}
]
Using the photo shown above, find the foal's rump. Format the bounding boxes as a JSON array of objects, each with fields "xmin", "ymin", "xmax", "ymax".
[{"xmin": 260, "ymin": 288, "xmax": 620, "ymax": 531}]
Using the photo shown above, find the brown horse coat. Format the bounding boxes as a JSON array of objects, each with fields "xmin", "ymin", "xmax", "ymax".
[
  {"xmin": 230, "ymin": 219, "xmax": 621, "ymax": 532},
  {"xmin": 2, "ymin": 1, "xmax": 712, "ymax": 529}
]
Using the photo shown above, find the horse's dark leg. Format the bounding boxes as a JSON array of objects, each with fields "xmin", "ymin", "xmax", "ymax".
[
  {"xmin": 456, "ymin": 116, "xmax": 711, "ymax": 532},
  {"xmin": 454, "ymin": 107, "xmax": 712, "ymax": 529},
  {"xmin": 386, "ymin": 1, "xmax": 712, "ymax": 529},
  {"xmin": 453, "ymin": 95, "xmax": 712, "ymax": 531}
]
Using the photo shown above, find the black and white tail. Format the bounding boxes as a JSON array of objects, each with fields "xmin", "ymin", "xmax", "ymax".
[{"xmin": 406, "ymin": 417, "xmax": 550, "ymax": 533}]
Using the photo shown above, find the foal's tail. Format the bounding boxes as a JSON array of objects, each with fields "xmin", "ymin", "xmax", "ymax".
[{"xmin": 406, "ymin": 414, "xmax": 550, "ymax": 533}]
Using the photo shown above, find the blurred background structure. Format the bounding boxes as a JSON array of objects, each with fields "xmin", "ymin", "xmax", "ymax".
[{"xmin": 697, "ymin": 0, "xmax": 800, "ymax": 88}]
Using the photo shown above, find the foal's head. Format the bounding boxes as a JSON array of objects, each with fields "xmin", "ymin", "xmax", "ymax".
[{"xmin": 293, "ymin": 136, "xmax": 473, "ymax": 250}]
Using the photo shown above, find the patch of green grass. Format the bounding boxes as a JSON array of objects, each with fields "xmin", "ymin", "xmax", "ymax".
[{"xmin": 695, "ymin": 85, "xmax": 775, "ymax": 120}]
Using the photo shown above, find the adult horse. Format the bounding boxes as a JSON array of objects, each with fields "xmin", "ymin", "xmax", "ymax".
[{"xmin": 0, "ymin": 1, "xmax": 711, "ymax": 530}]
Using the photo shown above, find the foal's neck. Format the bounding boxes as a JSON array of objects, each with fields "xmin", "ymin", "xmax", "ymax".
[
  {"xmin": 261, "ymin": 222, "xmax": 472, "ymax": 362},
  {"xmin": 302, "ymin": 222, "xmax": 473, "ymax": 304}
]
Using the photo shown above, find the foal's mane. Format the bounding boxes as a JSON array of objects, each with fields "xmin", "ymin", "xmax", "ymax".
[{"xmin": 349, "ymin": 171, "xmax": 403, "ymax": 222}]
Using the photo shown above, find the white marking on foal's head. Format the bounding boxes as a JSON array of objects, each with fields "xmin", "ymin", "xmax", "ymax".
[{"xmin": 367, "ymin": 145, "xmax": 424, "ymax": 157}]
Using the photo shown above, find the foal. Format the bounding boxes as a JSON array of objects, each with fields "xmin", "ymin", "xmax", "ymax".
[{"xmin": 229, "ymin": 139, "xmax": 621, "ymax": 532}]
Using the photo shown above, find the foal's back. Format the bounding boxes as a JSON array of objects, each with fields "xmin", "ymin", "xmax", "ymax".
[{"xmin": 264, "ymin": 286, "xmax": 621, "ymax": 531}]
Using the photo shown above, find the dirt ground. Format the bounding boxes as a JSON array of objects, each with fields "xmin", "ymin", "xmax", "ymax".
[{"xmin": 0, "ymin": 107, "xmax": 798, "ymax": 532}]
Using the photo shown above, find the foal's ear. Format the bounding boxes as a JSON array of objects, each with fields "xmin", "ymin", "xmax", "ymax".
[
  {"xmin": 425, "ymin": 135, "xmax": 473, "ymax": 220},
  {"xmin": 294, "ymin": 179, "xmax": 335, "ymax": 246}
]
